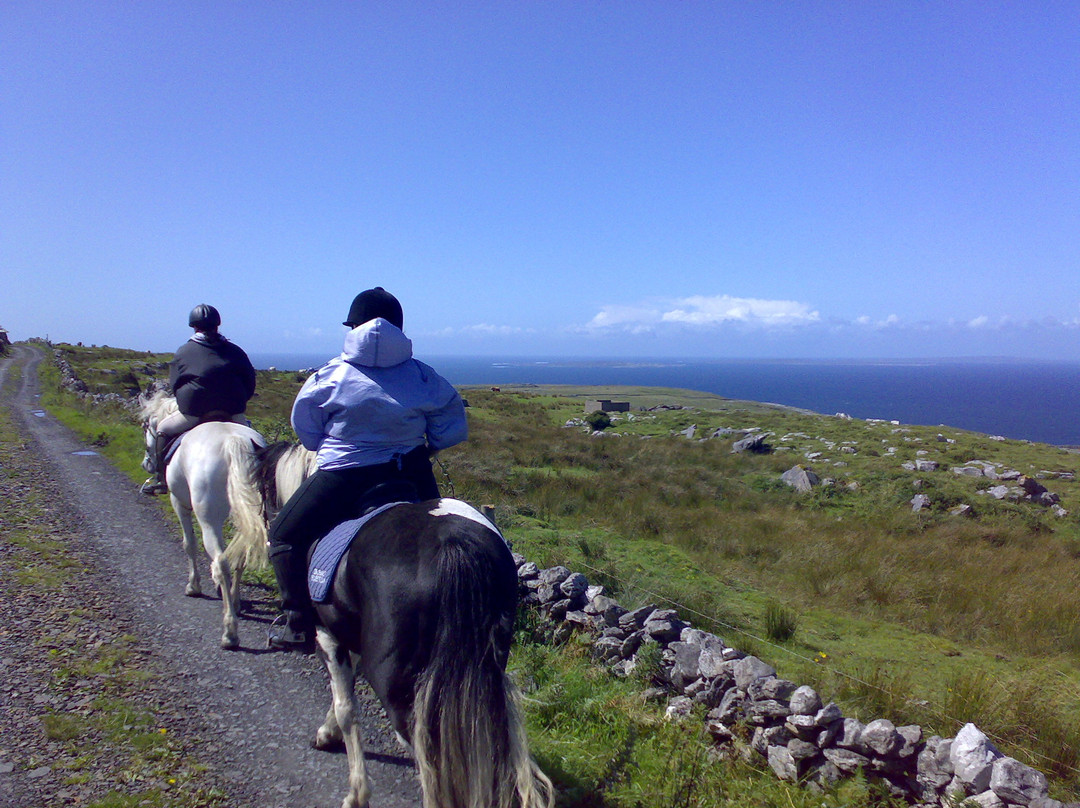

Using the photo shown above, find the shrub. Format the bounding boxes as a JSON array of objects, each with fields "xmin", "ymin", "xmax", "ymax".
[{"xmin": 584, "ymin": 410, "xmax": 612, "ymax": 432}]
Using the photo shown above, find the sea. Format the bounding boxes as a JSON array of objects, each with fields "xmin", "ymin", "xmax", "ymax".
[{"xmin": 249, "ymin": 354, "xmax": 1080, "ymax": 448}]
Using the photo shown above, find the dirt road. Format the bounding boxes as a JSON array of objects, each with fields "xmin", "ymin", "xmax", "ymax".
[{"xmin": 0, "ymin": 345, "xmax": 421, "ymax": 808}]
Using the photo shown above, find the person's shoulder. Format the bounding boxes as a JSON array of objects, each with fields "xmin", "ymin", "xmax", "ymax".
[
  {"xmin": 172, "ymin": 339, "xmax": 199, "ymax": 358},
  {"xmin": 304, "ymin": 355, "xmax": 348, "ymax": 385},
  {"xmin": 223, "ymin": 340, "xmax": 252, "ymax": 361},
  {"xmin": 410, "ymin": 358, "xmax": 453, "ymax": 385}
]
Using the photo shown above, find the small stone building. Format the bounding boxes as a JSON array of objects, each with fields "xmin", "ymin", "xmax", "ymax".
[{"xmin": 585, "ymin": 399, "xmax": 630, "ymax": 414}]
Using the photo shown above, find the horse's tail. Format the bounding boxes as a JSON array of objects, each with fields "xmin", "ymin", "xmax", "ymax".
[
  {"xmin": 222, "ymin": 435, "xmax": 269, "ymax": 569},
  {"xmin": 412, "ymin": 534, "xmax": 553, "ymax": 808}
]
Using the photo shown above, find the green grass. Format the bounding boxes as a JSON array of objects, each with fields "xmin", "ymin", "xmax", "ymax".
[{"xmin": 42, "ymin": 343, "xmax": 1080, "ymax": 800}]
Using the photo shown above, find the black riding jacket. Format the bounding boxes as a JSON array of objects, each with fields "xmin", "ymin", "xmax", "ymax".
[{"xmin": 170, "ymin": 334, "xmax": 257, "ymax": 417}]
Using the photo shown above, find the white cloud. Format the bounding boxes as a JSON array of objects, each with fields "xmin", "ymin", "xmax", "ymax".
[
  {"xmin": 463, "ymin": 323, "xmax": 534, "ymax": 335},
  {"xmin": 282, "ymin": 327, "xmax": 325, "ymax": 340},
  {"xmin": 968, "ymin": 315, "xmax": 990, "ymax": 328},
  {"xmin": 586, "ymin": 304, "xmax": 663, "ymax": 332},
  {"xmin": 425, "ymin": 323, "xmax": 535, "ymax": 338},
  {"xmin": 588, "ymin": 294, "xmax": 819, "ymax": 332},
  {"xmin": 662, "ymin": 295, "xmax": 820, "ymax": 326},
  {"xmin": 854, "ymin": 314, "xmax": 901, "ymax": 329}
]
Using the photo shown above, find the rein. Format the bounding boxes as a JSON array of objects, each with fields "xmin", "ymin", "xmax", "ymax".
[{"xmin": 433, "ymin": 452, "xmax": 455, "ymax": 498}]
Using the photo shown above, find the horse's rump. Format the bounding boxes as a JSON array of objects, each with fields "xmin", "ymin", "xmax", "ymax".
[{"xmin": 315, "ymin": 500, "xmax": 551, "ymax": 808}]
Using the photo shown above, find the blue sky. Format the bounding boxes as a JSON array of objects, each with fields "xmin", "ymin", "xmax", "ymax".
[{"xmin": 3, "ymin": 2, "xmax": 1079, "ymax": 360}]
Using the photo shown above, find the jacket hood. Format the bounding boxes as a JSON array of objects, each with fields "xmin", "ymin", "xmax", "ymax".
[{"xmin": 341, "ymin": 318, "xmax": 413, "ymax": 368}]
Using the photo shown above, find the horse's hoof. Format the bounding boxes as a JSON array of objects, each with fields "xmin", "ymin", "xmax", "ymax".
[
  {"xmin": 312, "ymin": 733, "xmax": 345, "ymax": 753},
  {"xmin": 185, "ymin": 586, "xmax": 200, "ymax": 597},
  {"xmin": 221, "ymin": 635, "xmax": 239, "ymax": 650}
]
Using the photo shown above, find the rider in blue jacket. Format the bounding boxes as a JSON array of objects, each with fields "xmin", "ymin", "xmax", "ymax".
[{"xmin": 267, "ymin": 287, "xmax": 467, "ymax": 650}]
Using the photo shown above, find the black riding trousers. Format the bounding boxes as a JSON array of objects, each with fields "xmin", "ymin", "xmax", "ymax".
[{"xmin": 267, "ymin": 446, "xmax": 439, "ymax": 561}]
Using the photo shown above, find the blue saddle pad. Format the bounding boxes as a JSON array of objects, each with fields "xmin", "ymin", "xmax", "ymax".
[
  {"xmin": 161, "ymin": 433, "xmax": 184, "ymax": 468},
  {"xmin": 308, "ymin": 502, "xmax": 406, "ymax": 603}
]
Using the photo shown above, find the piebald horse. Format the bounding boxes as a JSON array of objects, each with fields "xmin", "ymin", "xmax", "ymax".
[
  {"xmin": 139, "ymin": 390, "xmax": 267, "ymax": 649},
  {"xmin": 226, "ymin": 442, "xmax": 553, "ymax": 808}
]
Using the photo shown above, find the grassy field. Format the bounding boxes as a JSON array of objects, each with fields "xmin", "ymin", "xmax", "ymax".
[{"xmin": 34, "ymin": 342, "xmax": 1080, "ymax": 804}]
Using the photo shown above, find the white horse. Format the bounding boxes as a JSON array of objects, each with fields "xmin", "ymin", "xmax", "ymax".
[{"xmin": 139, "ymin": 390, "xmax": 268, "ymax": 649}]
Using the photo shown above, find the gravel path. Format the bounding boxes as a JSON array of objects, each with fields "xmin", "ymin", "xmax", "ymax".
[{"xmin": 0, "ymin": 345, "xmax": 422, "ymax": 808}]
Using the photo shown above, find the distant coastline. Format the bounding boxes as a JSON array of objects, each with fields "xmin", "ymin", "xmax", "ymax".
[{"xmin": 251, "ymin": 354, "xmax": 1080, "ymax": 448}]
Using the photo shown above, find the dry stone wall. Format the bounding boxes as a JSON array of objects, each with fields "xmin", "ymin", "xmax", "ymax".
[{"xmin": 516, "ymin": 555, "xmax": 1074, "ymax": 808}]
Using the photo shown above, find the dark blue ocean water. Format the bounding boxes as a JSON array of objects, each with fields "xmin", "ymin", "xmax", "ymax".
[{"xmin": 250, "ymin": 355, "xmax": 1080, "ymax": 447}]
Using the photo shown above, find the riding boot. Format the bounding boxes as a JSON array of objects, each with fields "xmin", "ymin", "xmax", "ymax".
[
  {"xmin": 268, "ymin": 546, "xmax": 314, "ymax": 651},
  {"xmin": 139, "ymin": 433, "xmax": 169, "ymax": 495}
]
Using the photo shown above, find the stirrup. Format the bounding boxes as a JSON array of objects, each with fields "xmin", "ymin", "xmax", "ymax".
[
  {"xmin": 268, "ymin": 615, "xmax": 312, "ymax": 651},
  {"xmin": 139, "ymin": 477, "xmax": 168, "ymax": 496}
]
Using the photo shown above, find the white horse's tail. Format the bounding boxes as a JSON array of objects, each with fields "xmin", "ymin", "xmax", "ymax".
[
  {"xmin": 222, "ymin": 440, "xmax": 315, "ymax": 569},
  {"xmin": 222, "ymin": 435, "xmax": 270, "ymax": 569}
]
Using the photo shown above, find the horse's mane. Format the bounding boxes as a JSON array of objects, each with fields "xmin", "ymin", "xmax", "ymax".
[{"xmin": 139, "ymin": 388, "xmax": 179, "ymax": 425}]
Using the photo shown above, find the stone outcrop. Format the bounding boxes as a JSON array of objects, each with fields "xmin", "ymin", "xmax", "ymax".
[{"xmin": 49, "ymin": 346, "xmax": 155, "ymax": 412}]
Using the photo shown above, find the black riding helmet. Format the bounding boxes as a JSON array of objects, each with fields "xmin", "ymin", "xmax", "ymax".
[
  {"xmin": 189, "ymin": 304, "xmax": 221, "ymax": 331},
  {"xmin": 343, "ymin": 287, "xmax": 403, "ymax": 330}
]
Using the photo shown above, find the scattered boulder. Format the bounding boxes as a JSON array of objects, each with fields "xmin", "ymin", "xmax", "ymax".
[
  {"xmin": 732, "ymin": 433, "xmax": 770, "ymax": 454},
  {"xmin": 953, "ymin": 465, "xmax": 985, "ymax": 477},
  {"xmin": 780, "ymin": 466, "xmax": 820, "ymax": 492}
]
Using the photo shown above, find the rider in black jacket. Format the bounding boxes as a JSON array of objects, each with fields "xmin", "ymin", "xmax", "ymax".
[{"xmin": 140, "ymin": 304, "xmax": 257, "ymax": 495}]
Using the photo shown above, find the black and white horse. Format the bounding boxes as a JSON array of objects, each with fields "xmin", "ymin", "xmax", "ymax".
[
  {"xmin": 227, "ymin": 443, "xmax": 553, "ymax": 808},
  {"xmin": 139, "ymin": 390, "xmax": 267, "ymax": 648}
]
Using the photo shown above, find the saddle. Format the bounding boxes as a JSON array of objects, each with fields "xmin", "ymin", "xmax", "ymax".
[
  {"xmin": 159, "ymin": 411, "xmax": 248, "ymax": 470},
  {"xmin": 307, "ymin": 480, "xmax": 420, "ymax": 603}
]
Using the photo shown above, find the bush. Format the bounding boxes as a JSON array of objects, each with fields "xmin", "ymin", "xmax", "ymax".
[{"xmin": 584, "ymin": 410, "xmax": 612, "ymax": 432}]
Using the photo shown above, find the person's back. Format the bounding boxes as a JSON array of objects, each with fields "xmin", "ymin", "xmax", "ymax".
[
  {"xmin": 291, "ymin": 317, "xmax": 465, "ymax": 470},
  {"xmin": 267, "ymin": 287, "xmax": 467, "ymax": 650},
  {"xmin": 140, "ymin": 304, "xmax": 256, "ymax": 495},
  {"xmin": 171, "ymin": 332, "xmax": 256, "ymax": 418}
]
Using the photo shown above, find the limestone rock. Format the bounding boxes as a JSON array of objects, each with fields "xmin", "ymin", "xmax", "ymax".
[
  {"xmin": 732, "ymin": 433, "xmax": 770, "ymax": 454},
  {"xmin": 916, "ymin": 736, "xmax": 954, "ymax": 800},
  {"xmin": 911, "ymin": 493, "xmax": 931, "ymax": 512},
  {"xmin": 788, "ymin": 685, "xmax": 823, "ymax": 716},
  {"xmin": 781, "ymin": 465, "xmax": 821, "ymax": 492},
  {"xmin": 768, "ymin": 745, "xmax": 799, "ymax": 781},
  {"xmin": 823, "ymin": 747, "xmax": 872, "ymax": 773},
  {"xmin": 989, "ymin": 756, "xmax": 1049, "ymax": 804},
  {"xmin": 734, "ymin": 656, "xmax": 776, "ymax": 690},
  {"xmin": 861, "ymin": 718, "xmax": 901, "ymax": 757},
  {"xmin": 951, "ymin": 723, "xmax": 1001, "ymax": 794}
]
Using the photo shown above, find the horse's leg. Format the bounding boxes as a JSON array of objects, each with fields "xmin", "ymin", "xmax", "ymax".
[
  {"xmin": 171, "ymin": 495, "xmax": 202, "ymax": 597},
  {"xmin": 314, "ymin": 703, "xmax": 343, "ymax": 750},
  {"xmin": 315, "ymin": 627, "xmax": 371, "ymax": 808},
  {"xmin": 230, "ymin": 557, "xmax": 246, "ymax": 617},
  {"xmin": 199, "ymin": 513, "xmax": 240, "ymax": 650}
]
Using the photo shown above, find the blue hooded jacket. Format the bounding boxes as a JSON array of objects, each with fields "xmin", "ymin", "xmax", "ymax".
[{"xmin": 291, "ymin": 318, "xmax": 467, "ymax": 470}]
